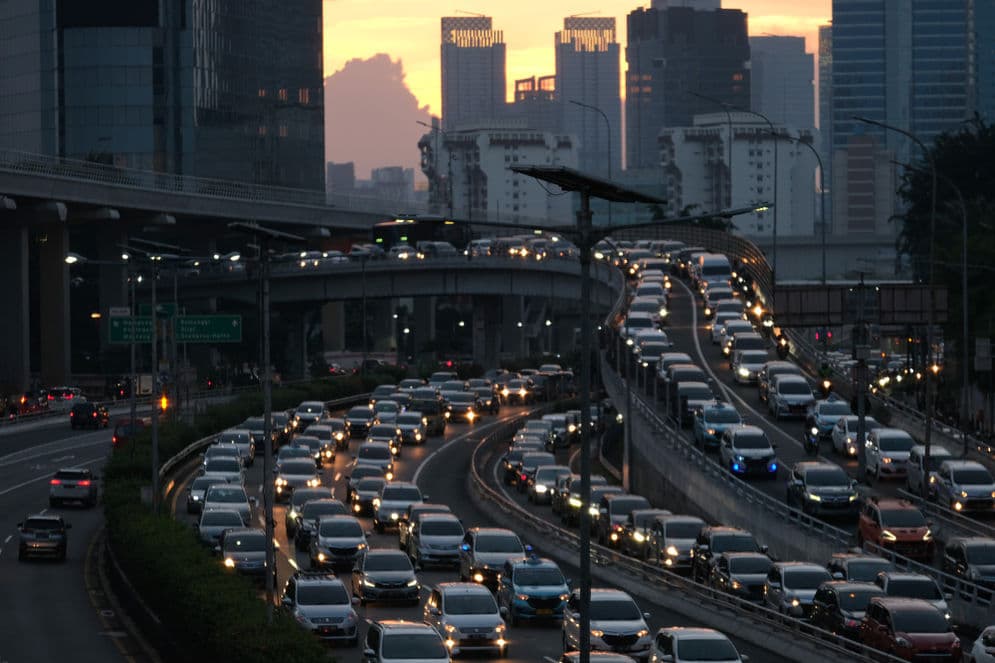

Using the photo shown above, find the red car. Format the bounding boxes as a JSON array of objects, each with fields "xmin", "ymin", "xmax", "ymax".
[
  {"xmin": 860, "ymin": 597, "xmax": 960, "ymax": 661},
  {"xmin": 858, "ymin": 498, "xmax": 934, "ymax": 562}
]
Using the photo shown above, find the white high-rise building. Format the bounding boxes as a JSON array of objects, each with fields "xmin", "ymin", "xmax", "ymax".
[
  {"xmin": 418, "ymin": 122, "xmax": 578, "ymax": 226},
  {"xmin": 658, "ymin": 113, "xmax": 817, "ymax": 238}
]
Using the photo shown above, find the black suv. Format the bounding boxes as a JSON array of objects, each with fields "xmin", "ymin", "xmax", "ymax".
[{"xmin": 70, "ymin": 402, "xmax": 109, "ymax": 429}]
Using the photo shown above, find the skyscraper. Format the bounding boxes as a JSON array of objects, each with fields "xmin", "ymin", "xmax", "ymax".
[
  {"xmin": 625, "ymin": 2, "xmax": 750, "ymax": 170},
  {"xmin": 555, "ymin": 16, "xmax": 621, "ymax": 178},
  {"xmin": 972, "ymin": 0, "xmax": 995, "ymax": 122},
  {"xmin": 818, "ymin": 25, "xmax": 833, "ymax": 171},
  {"xmin": 749, "ymin": 36, "xmax": 814, "ymax": 133},
  {"xmin": 831, "ymin": 0, "xmax": 971, "ymax": 234},
  {"xmin": 0, "ymin": 0, "xmax": 325, "ymax": 189},
  {"xmin": 440, "ymin": 16, "xmax": 506, "ymax": 131}
]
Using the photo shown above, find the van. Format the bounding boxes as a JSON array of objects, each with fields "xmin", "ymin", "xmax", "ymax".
[{"xmin": 672, "ymin": 381, "xmax": 715, "ymax": 428}]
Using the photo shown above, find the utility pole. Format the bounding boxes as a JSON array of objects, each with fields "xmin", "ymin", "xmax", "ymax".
[
  {"xmin": 576, "ymin": 193, "xmax": 594, "ymax": 663},
  {"xmin": 854, "ymin": 274, "xmax": 869, "ymax": 478},
  {"xmin": 260, "ymin": 240, "xmax": 276, "ymax": 623},
  {"xmin": 150, "ymin": 259, "xmax": 160, "ymax": 514}
]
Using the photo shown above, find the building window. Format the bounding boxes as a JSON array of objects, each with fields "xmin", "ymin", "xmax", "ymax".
[
  {"xmin": 258, "ymin": 88, "xmax": 267, "ymax": 97},
  {"xmin": 278, "ymin": 88, "xmax": 288, "ymax": 101},
  {"xmin": 298, "ymin": 88, "xmax": 310, "ymax": 104},
  {"xmin": 279, "ymin": 125, "xmax": 288, "ymax": 138}
]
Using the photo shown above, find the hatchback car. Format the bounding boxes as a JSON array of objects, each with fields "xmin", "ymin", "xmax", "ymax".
[
  {"xmin": 195, "ymin": 508, "xmax": 245, "ymax": 549},
  {"xmin": 284, "ymin": 487, "xmax": 335, "ymax": 538},
  {"xmin": 809, "ymin": 581, "xmax": 885, "ymax": 639},
  {"xmin": 647, "ymin": 514, "xmax": 705, "ymax": 572},
  {"xmin": 425, "ymin": 582, "xmax": 508, "ymax": 657},
  {"xmin": 858, "ymin": 498, "xmax": 934, "ymax": 562},
  {"xmin": 649, "ymin": 627, "xmax": 747, "ymax": 662},
  {"xmin": 352, "ymin": 442, "xmax": 395, "ymax": 479},
  {"xmin": 708, "ymin": 552, "xmax": 772, "ymax": 602},
  {"xmin": 458, "ymin": 527, "xmax": 525, "ymax": 591},
  {"xmin": 874, "ymin": 571, "xmax": 951, "ymax": 621},
  {"xmin": 274, "ymin": 458, "xmax": 321, "ymax": 503},
  {"xmin": 859, "ymin": 597, "xmax": 960, "ymax": 661},
  {"xmin": 396, "ymin": 411, "xmax": 427, "ymax": 445},
  {"xmin": 49, "ymin": 468, "xmax": 99, "ymax": 507},
  {"xmin": 527, "ymin": 464, "xmax": 572, "ymax": 505},
  {"xmin": 563, "ymin": 588, "xmax": 651, "ymax": 659},
  {"xmin": 934, "ymin": 460, "xmax": 995, "ymax": 513},
  {"xmin": 497, "ymin": 555, "xmax": 570, "ymax": 625},
  {"xmin": 942, "ymin": 536, "xmax": 995, "ymax": 588},
  {"xmin": 767, "ymin": 375, "xmax": 815, "ymax": 420},
  {"xmin": 373, "ymin": 482, "xmax": 424, "ymax": 533},
  {"xmin": 826, "ymin": 553, "xmax": 894, "ymax": 583},
  {"xmin": 17, "ymin": 514, "xmax": 70, "ymax": 561},
  {"xmin": 407, "ymin": 513, "xmax": 464, "ymax": 569},
  {"xmin": 363, "ymin": 619, "xmax": 451, "ymax": 663},
  {"xmin": 865, "ymin": 428, "xmax": 916, "ymax": 480},
  {"xmin": 310, "ymin": 515, "xmax": 368, "ymax": 570},
  {"xmin": 281, "ymin": 572, "xmax": 360, "ymax": 645},
  {"xmin": 718, "ymin": 426, "xmax": 778, "ymax": 479},
  {"xmin": 201, "ymin": 484, "xmax": 254, "ymax": 525},
  {"xmin": 352, "ymin": 477, "xmax": 389, "ymax": 516},
  {"xmin": 352, "ymin": 549, "xmax": 420, "ymax": 605}
]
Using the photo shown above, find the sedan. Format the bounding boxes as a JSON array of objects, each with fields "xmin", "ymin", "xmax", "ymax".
[{"xmin": 351, "ymin": 549, "xmax": 420, "ymax": 605}]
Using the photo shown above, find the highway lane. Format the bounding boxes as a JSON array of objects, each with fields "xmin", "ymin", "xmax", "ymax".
[
  {"xmin": 467, "ymin": 428, "xmax": 794, "ymax": 663},
  {"xmin": 0, "ymin": 421, "xmax": 121, "ymax": 663}
]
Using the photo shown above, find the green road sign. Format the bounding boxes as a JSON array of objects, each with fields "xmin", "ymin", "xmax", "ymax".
[
  {"xmin": 176, "ymin": 315, "xmax": 242, "ymax": 343},
  {"xmin": 138, "ymin": 302, "xmax": 178, "ymax": 318},
  {"xmin": 108, "ymin": 316, "xmax": 153, "ymax": 344}
]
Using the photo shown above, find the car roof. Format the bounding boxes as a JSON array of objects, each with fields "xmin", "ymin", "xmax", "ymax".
[
  {"xmin": 822, "ymin": 580, "xmax": 882, "ymax": 592},
  {"xmin": 375, "ymin": 619, "xmax": 440, "ymax": 633},
  {"xmin": 705, "ymin": 526, "xmax": 749, "ymax": 536},
  {"xmin": 382, "ymin": 481, "xmax": 418, "ymax": 489},
  {"xmin": 871, "ymin": 498, "xmax": 919, "ymax": 510},
  {"xmin": 657, "ymin": 627, "xmax": 728, "ymax": 639},
  {"xmin": 470, "ymin": 527, "xmax": 517, "ymax": 536},
  {"xmin": 870, "ymin": 597, "xmax": 941, "ymax": 612},
  {"xmin": 295, "ymin": 573, "xmax": 344, "ymax": 586},
  {"xmin": 729, "ymin": 425, "xmax": 765, "ymax": 436},
  {"xmin": 939, "ymin": 460, "xmax": 987, "ymax": 470},
  {"xmin": 509, "ymin": 555, "xmax": 559, "ymax": 570},
  {"xmin": 589, "ymin": 588, "xmax": 634, "ymax": 600},
  {"xmin": 437, "ymin": 582, "xmax": 494, "ymax": 595},
  {"xmin": 419, "ymin": 512, "xmax": 460, "ymax": 523},
  {"xmin": 775, "ymin": 561, "xmax": 827, "ymax": 572},
  {"xmin": 878, "ymin": 571, "xmax": 934, "ymax": 582},
  {"xmin": 794, "ymin": 461, "xmax": 840, "ymax": 473},
  {"xmin": 948, "ymin": 536, "xmax": 995, "ymax": 546},
  {"xmin": 719, "ymin": 551, "xmax": 769, "ymax": 561},
  {"xmin": 24, "ymin": 513, "xmax": 63, "ymax": 523}
]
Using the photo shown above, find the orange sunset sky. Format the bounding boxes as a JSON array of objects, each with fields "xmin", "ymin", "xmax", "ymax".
[{"xmin": 322, "ymin": 0, "xmax": 831, "ymax": 117}]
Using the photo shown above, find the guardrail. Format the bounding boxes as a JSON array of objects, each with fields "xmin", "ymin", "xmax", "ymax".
[
  {"xmin": 467, "ymin": 416, "xmax": 908, "ymax": 663},
  {"xmin": 896, "ymin": 488, "xmax": 995, "ymax": 540}
]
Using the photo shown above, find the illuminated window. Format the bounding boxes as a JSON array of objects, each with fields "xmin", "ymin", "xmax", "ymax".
[
  {"xmin": 733, "ymin": 73, "xmax": 744, "ymax": 82},
  {"xmin": 278, "ymin": 125, "xmax": 288, "ymax": 138},
  {"xmin": 258, "ymin": 88, "xmax": 267, "ymax": 97},
  {"xmin": 298, "ymin": 88, "xmax": 310, "ymax": 104},
  {"xmin": 278, "ymin": 88, "xmax": 288, "ymax": 101},
  {"xmin": 258, "ymin": 126, "xmax": 268, "ymax": 136}
]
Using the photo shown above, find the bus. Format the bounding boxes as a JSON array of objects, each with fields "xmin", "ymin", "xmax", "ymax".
[{"xmin": 371, "ymin": 215, "xmax": 472, "ymax": 251}]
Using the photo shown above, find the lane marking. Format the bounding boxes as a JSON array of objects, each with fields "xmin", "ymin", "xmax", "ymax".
[
  {"xmin": 51, "ymin": 454, "xmax": 75, "ymax": 463},
  {"xmin": 288, "ymin": 558, "xmax": 299, "ymax": 571},
  {"xmin": 334, "ymin": 472, "xmax": 341, "ymax": 482},
  {"xmin": 0, "ymin": 432, "xmax": 109, "ymax": 465},
  {"xmin": 0, "ymin": 457, "xmax": 103, "ymax": 497}
]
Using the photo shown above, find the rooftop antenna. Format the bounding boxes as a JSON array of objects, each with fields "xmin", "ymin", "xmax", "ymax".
[{"xmin": 454, "ymin": 10, "xmax": 488, "ymax": 17}]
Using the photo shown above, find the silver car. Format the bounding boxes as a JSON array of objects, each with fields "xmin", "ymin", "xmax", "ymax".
[
  {"xmin": 48, "ymin": 468, "xmax": 99, "ymax": 507},
  {"xmin": 373, "ymin": 482, "xmax": 424, "ymax": 533},
  {"xmin": 201, "ymin": 457, "xmax": 244, "ymax": 485},
  {"xmin": 528, "ymin": 465, "xmax": 572, "ymax": 505},
  {"xmin": 215, "ymin": 429, "xmax": 255, "ymax": 466},
  {"xmin": 351, "ymin": 549, "xmax": 420, "ymax": 605},
  {"xmin": 424, "ymin": 583, "xmax": 507, "ymax": 657},
  {"xmin": 196, "ymin": 508, "xmax": 245, "ymax": 548},
  {"xmin": 202, "ymin": 444, "xmax": 241, "ymax": 469},
  {"xmin": 185, "ymin": 476, "xmax": 229, "ymax": 514},
  {"xmin": 408, "ymin": 513, "xmax": 464, "ymax": 569},
  {"xmin": 346, "ymin": 466, "xmax": 387, "ymax": 502},
  {"xmin": 396, "ymin": 411, "xmax": 427, "ymax": 445},
  {"xmin": 201, "ymin": 484, "xmax": 254, "ymax": 526},
  {"xmin": 274, "ymin": 458, "xmax": 322, "ymax": 503},
  {"xmin": 562, "ymin": 588, "xmax": 651, "ymax": 658},
  {"xmin": 310, "ymin": 515, "xmax": 368, "ymax": 570},
  {"xmin": 763, "ymin": 562, "xmax": 832, "ymax": 618},
  {"xmin": 220, "ymin": 527, "xmax": 268, "ymax": 577},
  {"xmin": 352, "ymin": 442, "xmax": 395, "ymax": 478},
  {"xmin": 281, "ymin": 573, "xmax": 360, "ymax": 645}
]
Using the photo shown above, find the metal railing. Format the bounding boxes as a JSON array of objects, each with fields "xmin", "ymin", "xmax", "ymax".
[{"xmin": 468, "ymin": 419, "xmax": 908, "ymax": 663}]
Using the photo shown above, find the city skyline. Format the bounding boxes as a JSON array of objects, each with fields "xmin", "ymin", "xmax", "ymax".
[{"xmin": 322, "ymin": 0, "xmax": 829, "ymax": 118}]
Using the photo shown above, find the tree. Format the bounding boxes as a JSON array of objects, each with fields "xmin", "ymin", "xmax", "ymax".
[{"xmin": 896, "ymin": 116, "xmax": 995, "ymax": 387}]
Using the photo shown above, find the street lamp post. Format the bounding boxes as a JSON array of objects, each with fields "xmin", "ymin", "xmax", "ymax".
[
  {"xmin": 569, "ymin": 100, "xmax": 613, "ymax": 223},
  {"xmin": 855, "ymin": 116, "xmax": 938, "ymax": 493}
]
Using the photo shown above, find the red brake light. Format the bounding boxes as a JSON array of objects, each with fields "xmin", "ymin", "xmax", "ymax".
[
  {"xmin": 92, "ymin": 412, "xmax": 97, "ymax": 417},
  {"xmin": 47, "ymin": 394, "xmax": 54, "ymax": 400},
  {"xmin": 70, "ymin": 412, "xmax": 74, "ymax": 417},
  {"xmin": 112, "ymin": 436, "xmax": 119, "ymax": 445},
  {"xmin": 78, "ymin": 480, "xmax": 91, "ymax": 487},
  {"xmin": 50, "ymin": 479, "xmax": 61, "ymax": 485},
  {"xmin": 20, "ymin": 396, "xmax": 26, "ymax": 404}
]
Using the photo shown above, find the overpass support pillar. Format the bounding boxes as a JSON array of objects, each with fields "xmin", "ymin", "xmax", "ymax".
[
  {"xmin": 501, "ymin": 296, "xmax": 526, "ymax": 360},
  {"xmin": 471, "ymin": 296, "xmax": 501, "ymax": 367},
  {"xmin": 370, "ymin": 300, "xmax": 394, "ymax": 352},
  {"xmin": 0, "ymin": 226, "xmax": 30, "ymax": 391},
  {"xmin": 321, "ymin": 302, "xmax": 346, "ymax": 352},
  {"xmin": 39, "ymin": 222, "xmax": 71, "ymax": 386},
  {"xmin": 413, "ymin": 297, "xmax": 436, "ymax": 360},
  {"xmin": 284, "ymin": 309, "xmax": 310, "ymax": 380}
]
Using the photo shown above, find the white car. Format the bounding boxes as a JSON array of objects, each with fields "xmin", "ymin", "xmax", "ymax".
[
  {"xmin": 649, "ymin": 627, "xmax": 748, "ymax": 662},
  {"xmin": 563, "ymin": 588, "xmax": 651, "ymax": 659},
  {"xmin": 830, "ymin": 415, "xmax": 882, "ymax": 457},
  {"xmin": 201, "ymin": 457, "xmax": 245, "ymax": 485},
  {"xmin": 424, "ymin": 583, "xmax": 507, "ymax": 657},
  {"xmin": 709, "ymin": 311, "xmax": 741, "ymax": 342},
  {"xmin": 363, "ymin": 620, "xmax": 452, "ymax": 663},
  {"xmin": 865, "ymin": 428, "xmax": 916, "ymax": 480},
  {"xmin": 200, "ymin": 484, "xmax": 255, "ymax": 526},
  {"xmin": 966, "ymin": 625, "xmax": 995, "ymax": 663},
  {"xmin": 767, "ymin": 375, "xmax": 815, "ymax": 420},
  {"xmin": 731, "ymin": 349, "xmax": 769, "ymax": 385},
  {"xmin": 713, "ymin": 319, "xmax": 753, "ymax": 346}
]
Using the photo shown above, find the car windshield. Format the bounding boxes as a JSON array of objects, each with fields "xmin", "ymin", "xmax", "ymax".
[
  {"xmin": 880, "ymin": 509, "xmax": 927, "ymax": 528},
  {"xmin": 891, "ymin": 609, "xmax": 951, "ymax": 633},
  {"xmin": 820, "ymin": 402, "xmax": 851, "ymax": 416},
  {"xmin": 448, "ymin": 393, "xmax": 475, "ymax": 404},
  {"xmin": 676, "ymin": 638, "xmax": 740, "ymax": 661},
  {"xmin": 729, "ymin": 557, "xmax": 771, "ymax": 574},
  {"xmin": 590, "ymin": 599, "xmax": 641, "ymax": 621},
  {"xmin": 525, "ymin": 422, "xmax": 552, "ymax": 432},
  {"xmin": 783, "ymin": 569, "xmax": 830, "ymax": 590},
  {"xmin": 706, "ymin": 409, "xmax": 741, "ymax": 424},
  {"xmin": 609, "ymin": 497, "xmax": 650, "ymax": 515},
  {"xmin": 641, "ymin": 344, "xmax": 669, "ymax": 356},
  {"xmin": 192, "ymin": 477, "xmax": 225, "ymax": 490},
  {"xmin": 280, "ymin": 461, "xmax": 315, "ymax": 475},
  {"xmin": 359, "ymin": 446, "xmax": 391, "ymax": 460},
  {"xmin": 280, "ymin": 447, "xmax": 312, "ymax": 459},
  {"xmin": 878, "ymin": 435, "xmax": 915, "ymax": 452},
  {"xmin": 735, "ymin": 337, "xmax": 766, "ymax": 350},
  {"xmin": 297, "ymin": 403, "xmax": 323, "ymax": 414},
  {"xmin": 398, "ymin": 414, "xmax": 422, "ymax": 425},
  {"xmin": 224, "ymin": 533, "xmax": 265, "ymax": 552},
  {"xmin": 630, "ymin": 301, "xmax": 657, "ymax": 312},
  {"xmin": 626, "ymin": 317, "xmax": 654, "ymax": 328},
  {"xmin": 24, "ymin": 518, "xmax": 62, "ymax": 530},
  {"xmin": 515, "ymin": 567, "xmax": 565, "ymax": 586},
  {"xmin": 381, "ymin": 632, "xmax": 447, "ymax": 658},
  {"xmin": 846, "ymin": 560, "xmax": 893, "ymax": 582},
  {"xmin": 779, "ymin": 382, "xmax": 812, "ymax": 396},
  {"xmin": 734, "ymin": 433, "xmax": 770, "ymax": 450},
  {"xmin": 421, "ymin": 520, "xmax": 463, "ymax": 536},
  {"xmin": 806, "ymin": 468, "xmax": 850, "ymax": 486},
  {"xmin": 475, "ymin": 534, "xmax": 523, "ymax": 553},
  {"xmin": 365, "ymin": 554, "xmax": 412, "ymax": 572},
  {"xmin": 319, "ymin": 520, "xmax": 363, "ymax": 537},
  {"xmin": 838, "ymin": 588, "xmax": 882, "ymax": 611},
  {"xmin": 966, "ymin": 545, "xmax": 995, "ymax": 565},
  {"xmin": 201, "ymin": 511, "xmax": 242, "ymax": 526},
  {"xmin": 445, "ymin": 593, "xmax": 497, "ymax": 615},
  {"xmin": 536, "ymin": 468, "xmax": 569, "ymax": 481},
  {"xmin": 889, "ymin": 578, "xmax": 941, "ymax": 600},
  {"xmin": 953, "ymin": 469, "xmax": 994, "ymax": 484},
  {"xmin": 207, "ymin": 488, "xmax": 246, "ymax": 503},
  {"xmin": 369, "ymin": 425, "xmax": 396, "ymax": 437},
  {"xmin": 358, "ymin": 479, "xmax": 386, "ymax": 491},
  {"xmin": 295, "ymin": 437, "xmax": 320, "ymax": 450},
  {"xmin": 666, "ymin": 521, "xmax": 704, "ymax": 539},
  {"xmin": 206, "ymin": 446, "xmax": 239, "ymax": 457},
  {"xmin": 376, "ymin": 401, "xmax": 399, "ymax": 412},
  {"xmin": 351, "ymin": 467, "xmax": 383, "ymax": 481},
  {"xmin": 523, "ymin": 454, "xmax": 555, "ymax": 469},
  {"xmin": 382, "ymin": 487, "xmax": 421, "ymax": 501},
  {"xmin": 206, "ymin": 459, "xmax": 241, "ymax": 473},
  {"xmin": 298, "ymin": 584, "xmax": 348, "ymax": 605},
  {"xmin": 218, "ymin": 432, "xmax": 248, "ymax": 444},
  {"xmin": 712, "ymin": 534, "xmax": 757, "ymax": 553},
  {"xmin": 741, "ymin": 351, "xmax": 768, "ymax": 363},
  {"xmin": 302, "ymin": 502, "xmax": 344, "ymax": 518}
]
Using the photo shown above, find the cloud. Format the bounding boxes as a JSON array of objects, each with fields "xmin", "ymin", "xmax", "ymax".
[{"xmin": 324, "ymin": 54, "xmax": 432, "ymax": 181}]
